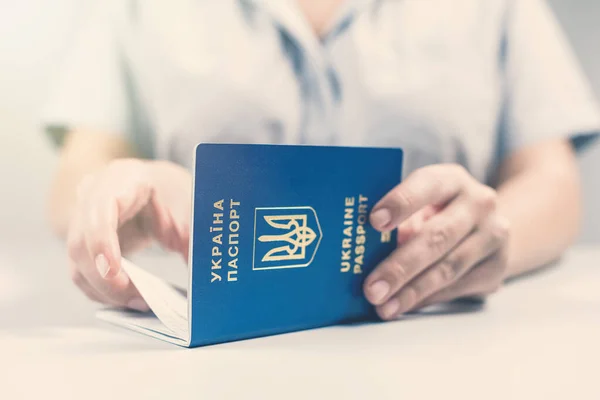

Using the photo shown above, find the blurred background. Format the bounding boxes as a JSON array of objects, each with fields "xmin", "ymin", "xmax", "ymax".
[
  {"xmin": 1, "ymin": 0, "xmax": 599, "ymax": 246},
  {"xmin": 0, "ymin": 0, "xmax": 599, "ymax": 328}
]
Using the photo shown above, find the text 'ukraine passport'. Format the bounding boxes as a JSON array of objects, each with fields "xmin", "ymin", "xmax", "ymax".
[{"xmin": 97, "ymin": 143, "xmax": 404, "ymax": 347}]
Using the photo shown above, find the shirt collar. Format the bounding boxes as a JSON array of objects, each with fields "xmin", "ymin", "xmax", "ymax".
[{"xmin": 244, "ymin": 0, "xmax": 378, "ymax": 66}]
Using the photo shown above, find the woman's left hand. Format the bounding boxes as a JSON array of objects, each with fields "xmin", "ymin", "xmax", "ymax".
[{"xmin": 363, "ymin": 164, "xmax": 511, "ymax": 320}]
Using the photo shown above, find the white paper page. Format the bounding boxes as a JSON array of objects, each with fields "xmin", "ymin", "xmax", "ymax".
[
  {"xmin": 96, "ymin": 258, "xmax": 189, "ymax": 344},
  {"xmin": 97, "ymin": 309, "xmax": 189, "ymax": 346}
]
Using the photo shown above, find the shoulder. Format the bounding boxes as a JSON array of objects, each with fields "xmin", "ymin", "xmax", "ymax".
[{"xmin": 359, "ymin": 0, "xmax": 512, "ymax": 52}]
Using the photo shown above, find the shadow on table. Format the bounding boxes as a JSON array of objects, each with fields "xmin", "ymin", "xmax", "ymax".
[
  {"xmin": 337, "ymin": 297, "xmax": 487, "ymax": 327},
  {"xmin": 400, "ymin": 258, "xmax": 562, "ymax": 320},
  {"xmin": 404, "ymin": 297, "xmax": 486, "ymax": 318}
]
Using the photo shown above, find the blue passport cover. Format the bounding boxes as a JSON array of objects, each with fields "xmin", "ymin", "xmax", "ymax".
[{"xmin": 189, "ymin": 143, "xmax": 403, "ymax": 346}]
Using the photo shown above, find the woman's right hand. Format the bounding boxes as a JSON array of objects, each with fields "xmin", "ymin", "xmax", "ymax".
[{"xmin": 66, "ymin": 158, "xmax": 192, "ymax": 311}]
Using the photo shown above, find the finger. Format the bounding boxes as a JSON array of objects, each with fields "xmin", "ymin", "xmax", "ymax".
[
  {"xmin": 69, "ymin": 215, "xmax": 150, "ymax": 311},
  {"xmin": 83, "ymin": 180, "xmax": 152, "ymax": 280},
  {"xmin": 147, "ymin": 197, "xmax": 183, "ymax": 253},
  {"xmin": 81, "ymin": 261, "xmax": 150, "ymax": 311},
  {"xmin": 69, "ymin": 257, "xmax": 127, "ymax": 306},
  {"xmin": 364, "ymin": 193, "xmax": 479, "ymax": 306},
  {"xmin": 118, "ymin": 216, "xmax": 153, "ymax": 255},
  {"xmin": 375, "ymin": 215, "xmax": 509, "ymax": 319},
  {"xmin": 397, "ymin": 213, "xmax": 423, "ymax": 244},
  {"xmin": 421, "ymin": 204, "xmax": 443, "ymax": 221},
  {"xmin": 370, "ymin": 164, "xmax": 470, "ymax": 231},
  {"xmin": 397, "ymin": 205, "xmax": 444, "ymax": 244},
  {"xmin": 396, "ymin": 207, "xmax": 425, "ymax": 243},
  {"xmin": 68, "ymin": 171, "xmax": 151, "ymax": 311},
  {"xmin": 415, "ymin": 249, "xmax": 509, "ymax": 310},
  {"xmin": 130, "ymin": 195, "xmax": 189, "ymax": 262}
]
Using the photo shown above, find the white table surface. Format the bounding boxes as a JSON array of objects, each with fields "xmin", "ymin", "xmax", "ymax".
[{"xmin": 1, "ymin": 230, "xmax": 599, "ymax": 400}]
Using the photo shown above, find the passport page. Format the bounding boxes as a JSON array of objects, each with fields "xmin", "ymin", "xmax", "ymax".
[{"xmin": 96, "ymin": 258, "xmax": 191, "ymax": 346}]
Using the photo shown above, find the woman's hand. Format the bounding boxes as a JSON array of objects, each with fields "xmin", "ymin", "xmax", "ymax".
[
  {"xmin": 364, "ymin": 164, "xmax": 510, "ymax": 320},
  {"xmin": 65, "ymin": 159, "xmax": 192, "ymax": 311}
]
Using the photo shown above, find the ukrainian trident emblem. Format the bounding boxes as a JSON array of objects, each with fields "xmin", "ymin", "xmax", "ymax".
[{"xmin": 252, "ymin": 207, "xmax": 323, "ymax": 270}]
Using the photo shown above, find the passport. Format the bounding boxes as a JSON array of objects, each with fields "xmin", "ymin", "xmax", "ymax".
[{"xmin": 97, "ymin": 143, "xmax": 403, "ymax": 347}]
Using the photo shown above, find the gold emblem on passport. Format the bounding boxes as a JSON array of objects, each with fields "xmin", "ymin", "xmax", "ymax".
[{"xmin": 253, "ymin": 207, "xmax": 323, "ymax": 270}]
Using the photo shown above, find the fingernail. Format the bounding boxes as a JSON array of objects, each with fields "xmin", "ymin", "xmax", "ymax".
[
  {"xmin": 95, "ymin": 254, "xmax": 110, "ymax": 278},
  {"xmin": 128, "ymin": 298, "xmax": 150, "ymax": 312},
  {"xmin": 368, "ymin": 280, "xmax": 390, "ymax": 304},
  {"xmin": 371, "ymin": 209, "xmax": 392, "ymax": 229},
  {"xmin": 380, "ymin": 298, "xmax": 401, "ymax": 319}
]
